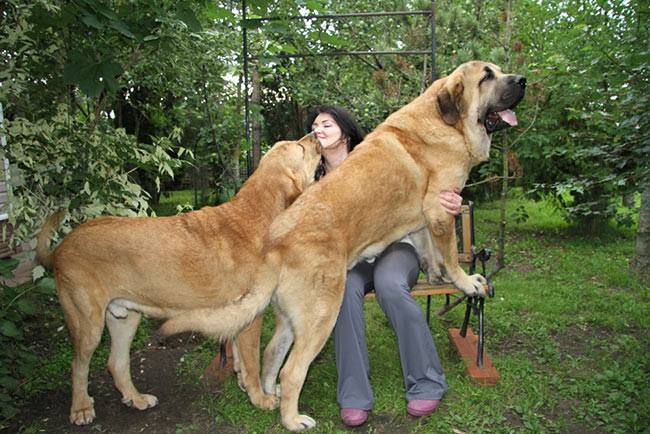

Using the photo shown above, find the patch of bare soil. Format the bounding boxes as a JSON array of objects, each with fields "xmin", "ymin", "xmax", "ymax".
[
  {"xmin": 542, "ymin": 399, "xmax": 607, "ymax": 434},
  {"xmin": 8, "ymin": 333, "xmax": 234, "ymax": 434},
  {"xmin": 359, "ymin": 412, "xmax": 419, "ymax": 433},
  {"xmin": 552, "ymin": 325, "xmax": 595, "ymax": 360},
  {"xmin": 492, "ymin": 331, "xmax": 532, "ymax": 354}
]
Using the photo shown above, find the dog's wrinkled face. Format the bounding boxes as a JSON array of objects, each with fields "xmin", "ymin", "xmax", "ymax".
[
  {"xmin": 437, "ymin": 61, "xmax": 526, "ymax": 135},
  {"xmin": 263, "ymin": 134, "xmax": 322, "ymax": 191},
  {"xmin": 295, "ymin": 133, "xmax": 322, "ymax": 185}
]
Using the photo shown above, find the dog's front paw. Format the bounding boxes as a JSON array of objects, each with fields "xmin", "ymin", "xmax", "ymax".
[
  {"xmin": 70, "ymin": 405, "xmax": 96, "ymax": 425},
  {"xmin": 235, "ymin": 371, "xmax": 247, "ymax": 392},
  {"xmin": 283, "ymin": 414, "xmax": 316, "ymax": 431},
  {"xmin": 455, "ymin": 273, "xmax": 487, "ymax": 297},
  {"xmin": 250, "ymin": 392, "xmax": 279, "ymax": 410},
  {"xmin": 122, "ymin": 393, "xmax": 158, "ymax": 410},
  {"xmin": 427, "ymin": 267, "xmax": 453, "ymax": 285}
]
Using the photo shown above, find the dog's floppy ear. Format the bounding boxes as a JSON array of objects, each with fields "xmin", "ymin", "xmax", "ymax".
[
  {"xmin": 284, "ymin": 167, "xmax": 305, "ymax": 195},
  {"xmin": 437, "ymin": 75, "xmax": 464, "ymax": 125}
]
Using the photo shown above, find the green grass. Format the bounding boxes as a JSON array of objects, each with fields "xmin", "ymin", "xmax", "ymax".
[
  {"xmin": 153, "ymin": 190, "xmax": 197, "ymax": 216},
  {"xmin": 178, "ymin": 193, "xmax": 649, "ymax": 433},
  {"xmin": 9, "ymin": 191, "xmax": 649, "ymax": 433}
]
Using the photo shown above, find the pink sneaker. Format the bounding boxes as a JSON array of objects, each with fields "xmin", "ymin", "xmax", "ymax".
[
  {"xmin": 407, "ymin": 399, "xmax": 440, "ymax": 417},
  {"xmin": 340, "ymin": 408, "xmax": 368, "ymax": 427}
]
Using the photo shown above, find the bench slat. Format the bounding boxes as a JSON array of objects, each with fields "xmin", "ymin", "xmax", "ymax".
[
  {"xmin": 365, "ymin": 280, "xmax": 462, "ymax": 298},
  {"xmin": 364, "ymin": 280, "xmax": 488, "ymax": 299}
]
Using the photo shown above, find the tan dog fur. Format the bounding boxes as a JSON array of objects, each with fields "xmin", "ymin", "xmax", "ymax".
[
  {"xmin": 161, "ymin": 61, "xmax": 526, "ymax": 430},
  {"xmin": 35, "ymin": 135, "xmax": 321, "ymax": 425}
]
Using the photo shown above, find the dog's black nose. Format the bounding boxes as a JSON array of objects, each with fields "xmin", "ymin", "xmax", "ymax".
[{"xmin": 515, "ymin": 75, "xmax": 526, "ymax": 88}]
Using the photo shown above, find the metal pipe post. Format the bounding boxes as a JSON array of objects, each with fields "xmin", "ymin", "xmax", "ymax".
[
  {"xmin": 430, "ymin": 0, "xmax": 436, "ymax": 81},
  {"xmin": 242, "ymin": 0, "xmax": 252, "ymax": 176}
]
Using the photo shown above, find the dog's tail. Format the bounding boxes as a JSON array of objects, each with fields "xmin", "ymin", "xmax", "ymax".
[
  {"xmin": 35, "ymin": 211, "xmax": 66, "ymax": 271},
  {"xmin": 158, "ymin": 254, "xmax": 280, "ymax": 339}
]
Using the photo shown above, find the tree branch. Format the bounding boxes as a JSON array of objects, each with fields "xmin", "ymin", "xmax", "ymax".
[{"xmin": 465, "ymin": 175, "xmax": 520, "ymax": 189}]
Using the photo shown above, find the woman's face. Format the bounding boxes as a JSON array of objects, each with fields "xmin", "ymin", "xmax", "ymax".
[{"xmin": 312, "ymin": 113, "xmax": 345, "ymax": 150}]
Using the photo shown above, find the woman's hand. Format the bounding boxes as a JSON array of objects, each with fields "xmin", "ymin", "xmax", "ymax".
[{"xmin": 439, "ymin": 190, "xmax": 463, "ymax": 215}]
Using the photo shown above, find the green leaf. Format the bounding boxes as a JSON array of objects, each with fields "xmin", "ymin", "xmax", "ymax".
[
  {"xmin": 31, "ymin": 265, "xmax": 45, "ymax": 281},
  {"xmin": 266, "ymin": 21, "xmax": 290, "ymax": 34},
  {"xmin": 318, "ymin": 33, "xmax": 346, "ymax": 47},
  {"xmin": 0, "ymin": 320, "xmax": 20, "ymax": 338},
  {"xmin": 306, "ymin": 0, "xmax": 324, "ymax": 12},
  {"xmin": 86, "ymin": 0, "xmax": 119, "ymax": 21},
  {"xmin": 36, "ymin": 277, "xmax": 57, "ymax": 294},
  {"xmin": 0, "ymin": 375, "xmax": 19, "ymax": 390},
  {"xmin": 80, "ymin": 14, "xmax": 103, "ymax": 30},
  {"xmin": 177, "ymin": 7, "xmax": 202, "ymax": 32},
  {"xmin": 205, "ymin": 6, "xmax": 236, "ymax": 22},
  {"xmin": 16, "ymin": 299, "xmax": 37, "ymax": 315},
  {"xmin": 109, "ymin": 20, "xmax": 136, "ymax": 39},
  {"xmin": 248, "ymin": 0, "xmax": 271, "ymax": 16},
  {"xmin": 63, "ymin": 54, "xmax": 124, "ymax": 98},
  {"xmin": 0, "ymin": 258, "xmax": 18, "ymax": 279}
]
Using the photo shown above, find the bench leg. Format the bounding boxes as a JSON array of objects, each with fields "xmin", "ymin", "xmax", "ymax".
[
  {"xmin": 426, "ymin": 295, "xmax": 431, "ymax": 325},
  {"xmin": 203, "ymin": 340, "xmax": 234, "ymax": 382},
  {"xmin": 477, "ymin": 297, "xmax": 485, "ymax": 368},
  {"xmin": 458, "ymin": 296, "xmax": 485, "ymax": 368},
  {"xmin": 460, "ymin": 297, "xmax": 472, "ymax": 337}
]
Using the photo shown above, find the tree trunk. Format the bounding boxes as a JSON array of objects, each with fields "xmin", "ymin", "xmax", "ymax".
[
  {"xmin": 231, "ymin": 73, "xmax": 243, "ymax": 185},
  {"xmin": 633, "ymin": 183, "xmax": 650, "ymax": 274}
]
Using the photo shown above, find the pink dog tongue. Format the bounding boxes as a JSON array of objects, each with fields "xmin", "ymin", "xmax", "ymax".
[{"xmin": 498, "ymin": 109, "xmax": 518, "ymax": 126}]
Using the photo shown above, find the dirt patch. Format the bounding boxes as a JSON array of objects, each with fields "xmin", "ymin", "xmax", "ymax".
[
  {"xmin": 357, "ymin": 412, "xmax": 419, "ymax": 434},
  {"xmin": 8, "ymin": 333, "xmax": 234, "ymax": 434},
  {"xmin": 503, "ymin": 409, "xmax": 524, "ymax": 429},
  {"xmin": 542, "ymin": 399, "xmax": 607, "ymax": 434},
  {"xmin": 552, "ymin": 325, "xmax": 617, "ymax": 361},
  {"xmin": 553, "ymin": 325, "xmax": 593, "ymax": 360},
  {"xmin": 492, "ymin": 331, "xmax": 532, "ymax": 354},
  {"xmin": 506, "ymin": 259, "xmax": 537, "ymax": 274}
]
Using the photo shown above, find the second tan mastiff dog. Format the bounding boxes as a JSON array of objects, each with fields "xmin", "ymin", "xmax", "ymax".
[
  {"xmin": 161, "ymin": 61, "xmax": 526, "ymax": 430},
  {"xmin": 35, "ymin": 134, "xmax": 321, "ymax": 425}
]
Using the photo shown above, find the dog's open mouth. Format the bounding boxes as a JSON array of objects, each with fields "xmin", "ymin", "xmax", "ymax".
[{"xmin": 484, "ymin": 109, "xmax": 518, "ymax": 134}]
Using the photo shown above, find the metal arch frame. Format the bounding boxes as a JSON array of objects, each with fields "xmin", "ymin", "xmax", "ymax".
[{"xmin": 241, "ymin": 1, "xmax": 437, "ymax": 175}]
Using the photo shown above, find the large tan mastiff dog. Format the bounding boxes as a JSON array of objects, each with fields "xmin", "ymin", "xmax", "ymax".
[
  {"xmin": 161, "ymin": 61, "xmax": 526, "ymax": 430},
  {"xmin": 35, "ymin": 134, "xmax": 321, "ymax": 425}
]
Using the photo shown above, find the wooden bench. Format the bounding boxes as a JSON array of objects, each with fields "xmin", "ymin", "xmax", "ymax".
[
  {"xmin": 206, "ymin": 203, "xmax": 499, "ymax": 385},
  {"xmin": 364, "ymin": 203, "xmax": 499, "ymax": 385}
]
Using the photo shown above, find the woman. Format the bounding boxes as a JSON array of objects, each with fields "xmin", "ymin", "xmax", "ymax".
[{"xmin": 307, "ymin": 105, "xmax": 462, "ymax": 427}]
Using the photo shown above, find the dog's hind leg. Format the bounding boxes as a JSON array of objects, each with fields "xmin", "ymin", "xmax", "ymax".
[
  {"xmin": 59, "ymin": 287, "xmax": 105, "ymax": 425},
  {"xmin": 276, "ymin": 272, "xmax": 345, "ymax": 431},
  {"xmin": 233, "ymin": 315, "xmax": 279, "ymax": 410},
  {"xmin": 261, "ymin": 307, "xmax": 293, "ymax": 397},
  {"xmin": 105, "ymin": 306, "xmax": 158, "ymax": 411},
  {"xmin": 278, "ymin": 309, "xmax": 339, "ymax": 431}
]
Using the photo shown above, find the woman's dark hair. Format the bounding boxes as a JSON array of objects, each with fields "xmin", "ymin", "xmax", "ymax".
[{"xmin": 306, "ymin": 105, "xmax": 365, "ymax": 180}]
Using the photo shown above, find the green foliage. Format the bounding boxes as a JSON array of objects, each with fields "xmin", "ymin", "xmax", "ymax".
[
  {"xmin": 509, "ymin": 0, "xmax": 649, "ymax": 228},
  {"xmin": 0, "ymin": 0, "xmax": 218, "ymax": 243},
  {"xmin": 0, "ymin": 260, "xmax": 57, "ymax": 424},
  {"xmin": 4, "ymin": 0, "xmax": 645, "ymax": 231},
  {"xmin": 238, "ymin": 0, "xmax": 649, "ymax": 229},
  {"xmin": 3, "ymin": 105, "xmax": 182, "ymax": 241}
]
